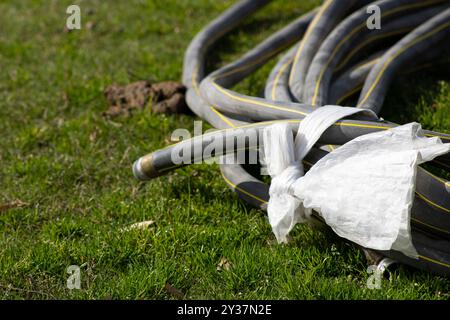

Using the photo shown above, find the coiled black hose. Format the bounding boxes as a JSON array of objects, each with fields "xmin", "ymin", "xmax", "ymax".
[{"xmin": 134, "ymin": 0, "xmax": 450, "ymax": 276}]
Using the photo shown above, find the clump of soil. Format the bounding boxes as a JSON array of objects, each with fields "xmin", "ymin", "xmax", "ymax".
[
  {"xmin": 103, "ymin": 80, "xmax": 189, "ymax": 117},
  {"xmin": 0, "ymin": 200, "xmax": 29, "ymax": 212}
]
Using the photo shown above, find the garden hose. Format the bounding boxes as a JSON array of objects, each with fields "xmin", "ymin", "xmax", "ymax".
[{"xmin": 133, "ymin": 0, "xmax": 450, "ymax": 276}]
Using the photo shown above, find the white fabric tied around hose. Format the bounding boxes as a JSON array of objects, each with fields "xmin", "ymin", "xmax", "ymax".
[{"xmin": 263, "ymin": 105, "xmax": 450, "ymax": 258}]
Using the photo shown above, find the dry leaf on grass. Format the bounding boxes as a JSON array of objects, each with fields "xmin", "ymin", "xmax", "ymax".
[
  {"xmin": 164, "ymin": 282, "xmax": 185, "ymax": 300},
  {"xmin": 121, "ymin": 220, "xmax": 155, "ymax": 232},
  {"xmin": 0, "ymin": 200, "xmax": 29, "ymax": 212},
  {"xmin": 216, "ymin": 257, "xmax": 231, "ymax": 271}
]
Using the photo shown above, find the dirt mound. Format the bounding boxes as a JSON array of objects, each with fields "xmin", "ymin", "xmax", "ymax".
[{"xmin": 103, "ymin": 81, "xmax": 189, "ymax": 117}]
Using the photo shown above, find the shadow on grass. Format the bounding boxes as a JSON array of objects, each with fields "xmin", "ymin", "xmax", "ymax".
[{"xmin": 381, "ymin": 64, "xmax": 450, "ymax": 128}]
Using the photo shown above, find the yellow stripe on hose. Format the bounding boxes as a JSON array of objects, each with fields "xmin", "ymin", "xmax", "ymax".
[
  {"xmin": 212, "ymin": 9, "xmax": 317, "ymax": 83},
  {"xmin": 336, "ymin": 85, "xmax": 364, "ymax": 106},
  {"xmin": 211, "ymin": 82, "xmax": 308, "ymax": 116},
  {"xmin": 335, "ymin": 27, "xmax": 414, "ymax": 72},
  {"xmin": 351, "ymin": 57, "xmax": 381, "ymax": 73},
  {"xmin": 419, "ymin": 167, "xmax": 450, "ymax": 188},
  {"xmin": 412, "ymin": 217, "xmax": 450, "ymax": 235},
  {"xmin": 358, "ymin": 20, "xmax": 450, "ymax": 108},
  {"xmin": 191, "ymin": 64, "xmax": 202, "ymax": 95},
  {"xmin": 332, "ymin": 121, "xmax": 389, "ymax": 130},
  {"xmin": 289, "ymin": 0, "xmax": 334, "ymax": 87},
  {"xmin": 192, "ymin": 64, "xmax": 236, "ymax": 129},
  {"xmin": 419, "ymin": 255, "xmax": 450, "ymax": 268},
  {"xmin": 334, "ymin": 59, "xmax": 380, "ymax": 105},
  {"xmin": 220, "ymin": 170, "xmax": 268, "ymax": 204},
  {"xmin": 311, "ymin": 0, "xmax": 445, "ymax": 106},
  {"xmin": 416, "ymin": 191, "xmax": 450, "ymax": 214},
  {"xmin": 271, "ymin": 57, "xmax": 294, "ymax": 101},
  {"xmin": 210, "ymin": 105, "xmax": 237, "ymax": 128},
  {"xmin": 212, "ymin": 41, "xmax": 293, "ymax": 81}
]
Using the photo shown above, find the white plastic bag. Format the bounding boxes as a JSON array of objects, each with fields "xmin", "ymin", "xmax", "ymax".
[{"xmin": 264, "ymin": 108, "xmax": 450, "ymax": 258}]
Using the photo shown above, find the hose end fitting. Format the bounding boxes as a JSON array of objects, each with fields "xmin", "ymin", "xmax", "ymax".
[{"xmin": 133, "ymin": 154, "xmax": 160, "ymax": 181}]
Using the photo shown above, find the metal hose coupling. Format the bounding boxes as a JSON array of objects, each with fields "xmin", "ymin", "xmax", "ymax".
[{"xmin": 132, "ymin": 154, "xmax": 161, "ymax": 181}]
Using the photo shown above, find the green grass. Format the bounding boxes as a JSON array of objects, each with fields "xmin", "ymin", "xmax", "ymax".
[{"xmin": 0, "ymin": 0, "xmax": 449, "ymax": 300}]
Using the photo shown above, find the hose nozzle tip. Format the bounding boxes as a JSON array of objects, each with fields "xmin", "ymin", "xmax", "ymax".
[
  {"xmin": 133, "ymin": 154, "xmax": 160, "ymax": 181},
  {"xmin": 133, "ymin": 158, "xmax": 150, "ymax": 181}
]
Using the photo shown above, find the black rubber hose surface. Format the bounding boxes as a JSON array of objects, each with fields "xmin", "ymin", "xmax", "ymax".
[{"xmin": 134, "ymin": 0, "xmax": 450, "ymax": 276}]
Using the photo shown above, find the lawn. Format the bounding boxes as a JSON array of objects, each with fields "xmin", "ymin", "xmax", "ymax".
[{"xmin": 0, "ymin": 0, "xmax": 449, "ymax": 299}]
